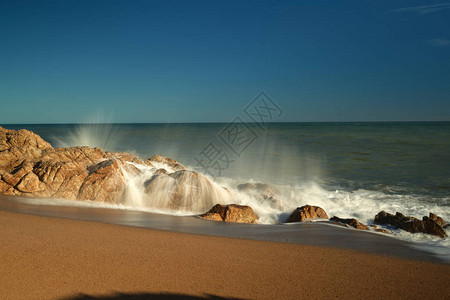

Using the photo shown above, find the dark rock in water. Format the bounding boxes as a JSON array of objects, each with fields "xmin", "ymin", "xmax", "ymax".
[
  {"xmin": 201, "ymin": 204, "xmax": 258, "ymax": 224},
  {"xmin": 374, "ymin": 211, "xmax": 447, "ymax": 238},
  {"xmin": 374, "ymin": 211, "xmax": 416, "ymax": 227},
  {"xmin": 285, "ymin": 205, "xmax": 328, "ymax": 223},
  {"xmin": 329, "ymin": 216, "xmax": 369, "ymax": 230},
  {"xmin": 429, "ymin": 212, "xmax": 446, "ymax": 228},
  {"xmin": 420, "ymin": 217, "xmax": 447, "ymax": 238}
]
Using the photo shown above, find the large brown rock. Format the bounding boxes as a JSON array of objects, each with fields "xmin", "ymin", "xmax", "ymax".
[
  {"xmin": 285, "ymin": 205, "xmax": 328, "ymax": 223},
  {"xmin": 0, "ymin": 127, "xmax": 134, "ymax": 203},
  {"xmin": 201, "ymin": 204, "xmax": 258, "ymax": 224},
  {"xmin": 374, "ymin": 211, "xmax": 447, "ymax": 238},
  {"xmin": 329, "ymin": 216, "xmax": 369, "ymax": 230}
]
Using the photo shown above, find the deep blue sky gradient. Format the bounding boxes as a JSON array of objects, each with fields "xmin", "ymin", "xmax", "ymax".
[{"xmin": 1, "ymin": 0, "xmax": 449, "ymax": 123}]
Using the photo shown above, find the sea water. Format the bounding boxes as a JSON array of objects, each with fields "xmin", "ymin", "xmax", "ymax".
[{"xmin": 3, "ymin": 122, "xmax": 450, "ymax": 259}]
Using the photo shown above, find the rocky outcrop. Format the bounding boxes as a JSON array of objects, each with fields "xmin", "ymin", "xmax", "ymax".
[
  {"xmin": 201, "ymin": 204, "xmax": 258, "ymax": 224},
  {"xmin": 329, "ymin": 216, "xmax": 369, "ymax": 230},
  {"xmin": 374, "ymin": 211, "xmax": 447, "ymax": 238},
  {"xmin": 285, "ymin": 205, "xmax": 328, "ymax": 223},
  {"xmin": 0, "ymin": 126, "xmax": 197, "ymax": 207}
]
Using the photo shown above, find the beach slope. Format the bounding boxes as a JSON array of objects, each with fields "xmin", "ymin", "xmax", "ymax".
[{"xmin": 0, "ymin": 210, "xmax": 449, "ymax": 299}]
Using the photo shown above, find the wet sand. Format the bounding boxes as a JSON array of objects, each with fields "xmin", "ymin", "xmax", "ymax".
[{"xmin": 1, "ymin": 209, "xmax": 449, "ymax": 300}]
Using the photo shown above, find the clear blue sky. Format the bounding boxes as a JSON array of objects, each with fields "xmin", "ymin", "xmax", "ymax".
[{"xmin": 1, "ymin": 0, "xmax": 449, "ymax": 123}]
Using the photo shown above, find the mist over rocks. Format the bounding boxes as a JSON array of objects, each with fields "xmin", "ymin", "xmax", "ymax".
[
  {"xmin": 237, "ymin": 182, "xmax": 279, "ymax": 197},
  {"xmin": 237, "ymin": 182, "xmax": 282, "ymax": 209},
  {"xmin": 0, "ymin": 126, "xmax": 229, "ymax": 211},
  {"xmin": 142, "ymin": 170, "xmax": 232, "ymax": 212}
]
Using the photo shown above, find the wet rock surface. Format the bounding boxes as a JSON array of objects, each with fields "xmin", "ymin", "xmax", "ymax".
[
  {"xmin": 285, "ymin": 205, "xmax": 329, "ymax": 223},
  {"xmin": 201, "ymin": 204, "xmax": 258, "ymax": 224}
]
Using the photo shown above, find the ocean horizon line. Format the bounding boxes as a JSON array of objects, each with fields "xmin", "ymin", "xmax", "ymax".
[{"xmin": 2, "ymin": 120, "xmax": 450, "ymax": 126}]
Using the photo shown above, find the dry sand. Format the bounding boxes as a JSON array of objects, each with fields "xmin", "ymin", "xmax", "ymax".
[{"xmin": 0, "ymin": 210, "xmax": 449, "ymax": 300}]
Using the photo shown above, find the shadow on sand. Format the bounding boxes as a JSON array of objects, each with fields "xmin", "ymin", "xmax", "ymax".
[{"xmin": 64, "ymin": 292, "xmax": 246, "ymax": 300}]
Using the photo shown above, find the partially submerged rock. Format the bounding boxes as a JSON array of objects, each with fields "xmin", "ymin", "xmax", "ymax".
[
  {"xmin": 201, "ymin": 204, "xmax": 258, "ymax": 224},
  {"xmin": 285, "ymin": 205, "xmax": 328, "ymax": 223},
  {"xmin": 374, "ymin": 211, "xmax": 447, "ymax": 238},
  {"xmin": 329, "ymin": 216, "xmax": 369, "ymax": 230}
]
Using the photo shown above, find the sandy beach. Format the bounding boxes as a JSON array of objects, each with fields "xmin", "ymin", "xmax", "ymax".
[{"xmin": 0, "ymin": 210, "xmax": 449, "ymax": 300}]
